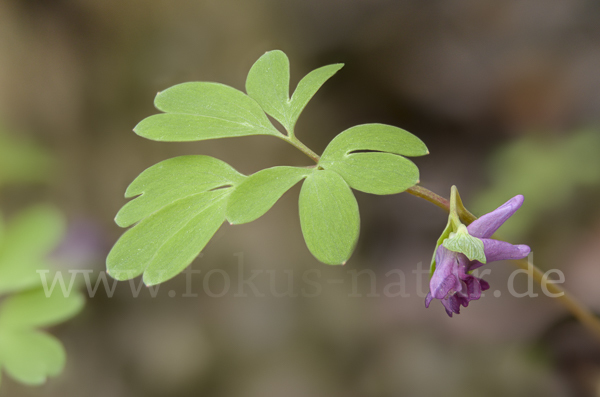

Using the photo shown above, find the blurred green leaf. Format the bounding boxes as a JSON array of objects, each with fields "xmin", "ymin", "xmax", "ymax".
[
  {"xmin": 0, "ymin": 331, "xmax": 63, "ymax": 386},
  {"xmin": 115, "ymin": 155, "xmax": 244, "ymax": 228},
  {"xmin": 0, "ymin": 288, "xmax": 84, "ymax": 329},
  {"xmin": 0, "ymin": 288, "xmax": 84, "ymax": 386},
  {"xmin": 135, "ymin": 82, "xmax": 281, "ymax": 141},
  {"xmin": 226, "ymin": 166, "xmax": 310, "ymax": 225},
  {"xmin": 299, "ymin": 169, "xmax": 359, "ymax": 265},
  {"xmin": 0, "ymin": 131, "xmax": 53, "ymax": 187},
  {"xmin": 246, "ymin": 50, "xmax": 343, "ymax": 132},
  {"xmin": 473, "ymin": 129, "xmax": 600, "ymax": 238},
  {"xmin": 0, "ymin": 206, "xmax": 65, "ymax": 295},
  {"xmin": 0, "ymin": 127, "xmax": 82, "ymax": 389},
  {"xmin": 319, "ymin": 124, "xmax": 428, "ymax": 194}
]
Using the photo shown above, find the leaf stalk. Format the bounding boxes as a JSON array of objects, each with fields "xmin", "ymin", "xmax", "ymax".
[{"xmin": 281, "ymin": 134, "xmax": 321, "ymax": 163}]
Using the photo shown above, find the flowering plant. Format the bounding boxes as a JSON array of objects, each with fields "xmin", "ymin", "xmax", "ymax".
[{"xmin": 107, "ymin": 50, "xmax": 600, "ymax": 341}]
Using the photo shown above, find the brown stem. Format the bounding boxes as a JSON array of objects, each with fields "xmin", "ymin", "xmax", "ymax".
[
  {"xmin": 406, "ymin": 185, "xmax": 477, "ymax": 224},
  {"xmin": 511, "ymin": 258, "xmax": 600, "ymax": 338}
]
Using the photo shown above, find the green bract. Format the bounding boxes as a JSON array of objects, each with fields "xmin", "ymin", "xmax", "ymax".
[
  {"xmin": 442, "ymin": 225, "xmax": 487, "ymax": 264},
  {"xmin": 429, "ymin": 186, "xmax": 486, "ymax": 275},
  {"xmin": 109, "ymin": 50, "xmax": 428, "ymax": 285}
]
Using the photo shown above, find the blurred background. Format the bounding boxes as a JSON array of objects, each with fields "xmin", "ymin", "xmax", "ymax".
[{"xmin": 2, "ymin": 0, "xmax": 600, "ymax": 396}]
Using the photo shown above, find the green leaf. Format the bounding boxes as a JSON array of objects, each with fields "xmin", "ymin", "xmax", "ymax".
[
  {"xmin": 140, "ymin": 194, "xmax": 227, "ymax": 286},
  {"xmin": 325, "ymin": 152, "xmax": 420, "ymax": 195},
  {"xmin": 246, "ymin": 50, "xmax": 343, "ymax": 132},
  {"xmin": 0, "ymin": 331, "xmax": 64, "ymax": 385},
  {"xmin": 116, "ymin": 155, "xmax": 244, "ymax": 228},
  {"xmin": 112, "ymin": 156, "xmax": 249, "ymax": 285},
  {"xmin": 0, "ymin": 288, "xmax": 84, "ymax": 329},
  {"xmin": 135, "ymin": 82, "xmax": 281, "ymax": 142},
  {"xmin": 442, "ymin": 225, "xmax": 487, "ymax": 263},
  {"xmin": 226, "ymin": 166, "xmax": 310, "ymax": 224},
  {"xmin": 0, "ymin": 206, "xmax": 65, "ymax": 295},
  {"xmin": 108, "ymin": 189, "xmax": 230, "ymax": 286},
  {"xmin": 246, "ymin": 50, "xmax": 290, "ymax": 129},
  {"xmin": 319, "ymin": 123, "xmax": 428, "ymax": 195},
  {"xmin": 321, "ymin": 123, "xmax": 428, "ymax": 158},
  {"xmin": 0, "ymin": 287, "xmax": 84, "ymax": 386},
  {"xmin": 288, "ymin": 63, "xmax": 343, "ymax": 131},
  {"xmin": 299, "ymin": 169, "xmax": 360, "ymax": 265}
]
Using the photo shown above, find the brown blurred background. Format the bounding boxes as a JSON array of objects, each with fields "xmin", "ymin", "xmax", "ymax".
[{"xmin": 2, "ymin": 0, "xmax": 600, "ymax": 396}]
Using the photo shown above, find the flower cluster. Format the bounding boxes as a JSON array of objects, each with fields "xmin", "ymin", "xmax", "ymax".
[{"xmin": 425, "ymin": 195, "xmax": 530, "ymax": 316}]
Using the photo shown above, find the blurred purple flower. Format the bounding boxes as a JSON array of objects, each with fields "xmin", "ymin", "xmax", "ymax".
[
  {"xmin": 425, "ymin": 195, "xmax": 531, "ymax": 317},
  {"xmin": 49, "ymin": 219, "xmax": 109, "ymax": 270}
]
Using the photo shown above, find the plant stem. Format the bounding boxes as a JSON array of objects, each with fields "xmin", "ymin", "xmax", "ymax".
[
  {"xmin": 511, "ymin": 258, "xmax": 600, "ymax": 338},
  {"xmin": 408, "ymin": 184, "xmax": 600, "ymax": 341},
  {"xmin": 406, "ymin": 185, "xmax": 476, "ymax": 224},
  {"xmin": 281, "ymin": 135, "xmax": 320, "ymax": 163}
]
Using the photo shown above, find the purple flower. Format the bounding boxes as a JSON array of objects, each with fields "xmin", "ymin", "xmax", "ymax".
[{"xmin": 425, "ymin": 195, "xmax": 531, "ymax": 317}]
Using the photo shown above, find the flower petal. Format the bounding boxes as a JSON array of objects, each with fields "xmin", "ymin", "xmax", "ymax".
[
  {"xmin": 481, "ymin": 238, "xmax": 530, "ymax": 262},
  {"xmin": 467, "ymin": 195, "xmax": 524, "ymax": 238},
  {"xmin": 425, "ymin": 292, "xmax": 433, "ymax": 308},
  {"xmin": 468, "ymin": 260, "xmax": 485, "ymax": 270},
  {"xmin": 429, "ymin": 246, "xmax": 460, "ymax": 298},
  {"xmin": 463, "ymin": 276, "xmax": 482, "ymax": 301},
  {"xmin": 434, "ymin": 245, "xmax": 453, "ymax": 269},
  {"xmin": 431, "ymin": 274, "xmax": 460, "ymax": 299},
  {"xmin": 442, "ymin": 295, "xmax": 461, "ymax": 316},
  {"xmin": 479, "ymin": 279, "xmax": 490, "ymax": 291},
  {"xmin": 456, "ymin": 294, "xmax": 469, "ymax": 308},
  {"xmin": 443, "ymin": 306, "xmax": 453, "ymax": 317}
]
